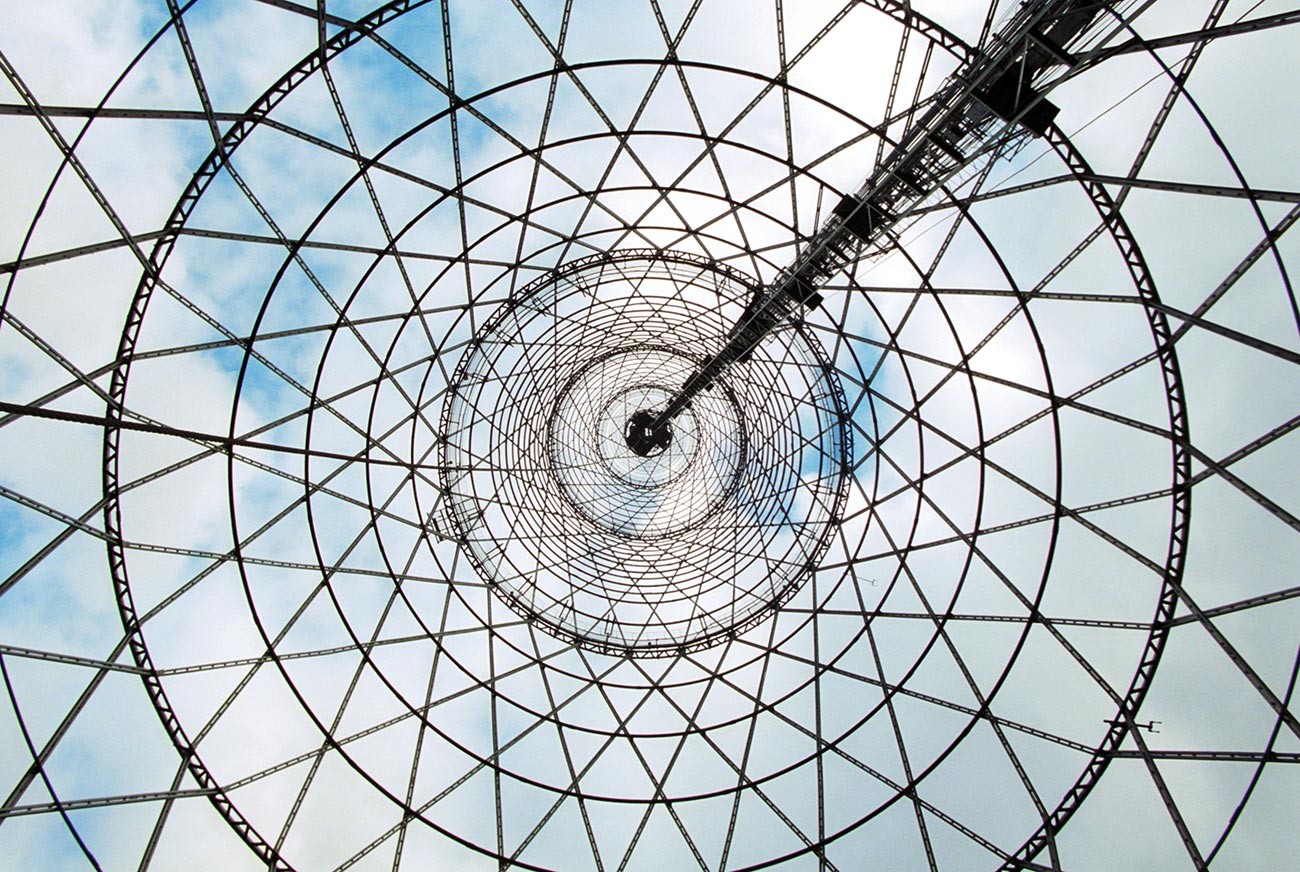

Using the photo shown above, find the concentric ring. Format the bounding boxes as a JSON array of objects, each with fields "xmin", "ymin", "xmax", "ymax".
[
  {"xmin": 439, "ymin": 250, "xmax": 850, "ymax": 656},
  {"xmin": 4, "ymin": 2, "xmax": 1296, "ymax": 871},
  {"xmin": 92, "ymin": 13, "xmax": 1193, "ymax": 869},
  {"xmin": 549, "ymin": 349, "xmax": 744, "ymax": 534}
]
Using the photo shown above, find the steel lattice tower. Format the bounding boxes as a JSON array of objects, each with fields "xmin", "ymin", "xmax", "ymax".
[{"xmin": 1, "ymin": 1, "xmax": 1297, "ymax": 869}]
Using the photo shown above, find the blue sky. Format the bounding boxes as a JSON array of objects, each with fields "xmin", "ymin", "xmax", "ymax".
[{"xmin": 1, "ymin": 1, "xmax": 1297, "ymax": 870}]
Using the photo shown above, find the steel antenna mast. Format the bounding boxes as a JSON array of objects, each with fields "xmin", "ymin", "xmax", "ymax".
[{"xmin": 628, "ymin": 0, "xmax": 1120, "ymax": 455}]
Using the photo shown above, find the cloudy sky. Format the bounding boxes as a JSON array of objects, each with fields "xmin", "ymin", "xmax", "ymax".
[{"xmin": 1, "ymin": 0, "xmax": 1297, "ymax": 869}]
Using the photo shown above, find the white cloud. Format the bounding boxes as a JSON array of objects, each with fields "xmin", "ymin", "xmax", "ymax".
[{"xmin": 2, "ymin": 1, "xmax": 1297, "ymax": 870}]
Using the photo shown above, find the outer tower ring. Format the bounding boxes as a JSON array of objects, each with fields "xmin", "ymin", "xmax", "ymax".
[{"xmin": 88, "ymin": 4, "xmax": 1195, "ymax": 870}]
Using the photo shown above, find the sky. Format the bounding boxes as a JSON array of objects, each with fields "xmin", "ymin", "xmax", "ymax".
[{"xmin": 0, "ymin": 0, "xmax": 1297, "ymax": 870}]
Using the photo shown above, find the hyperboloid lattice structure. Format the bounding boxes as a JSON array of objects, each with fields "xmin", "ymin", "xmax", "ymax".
[{"xmin": 1, "ymin": 1, "xmax": 1297, "ymax": 869}]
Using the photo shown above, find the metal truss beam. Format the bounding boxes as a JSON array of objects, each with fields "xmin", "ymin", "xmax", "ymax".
[
  {"xmin": 1, "ymin": 789, "xmax": 218, "ymax": 820},
  {"xmin": 0, "ymin": 230, "xmax": 168, "ymax": 274},
  {"xmin": 0, "ymin": 401, "xmax": 424, "ymax": 470},
  {"xmin": 1106, "ymin": 750, "xmax": 1300, "ymax": 763},
  {"xmin": 1078, "ymin": 9, "xmax": 1300, "ymax": 60},
  {"xmin": 0, "ymin": 103, "xmax": 245, "ymax": 122},
  {"xmin": 910, "ymin": 172, "xmax": 1300, "ymax": 215},
  {"xmin": 0, "ymin": 645, "xmax": 147, "ymax": 676}
]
